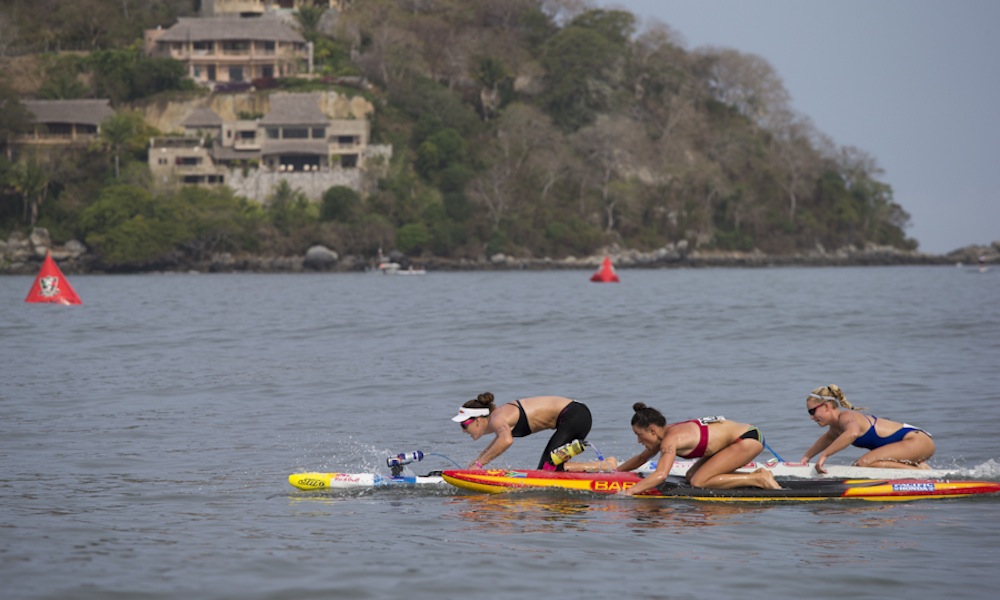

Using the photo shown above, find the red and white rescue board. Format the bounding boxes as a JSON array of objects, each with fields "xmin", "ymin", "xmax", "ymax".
[
  {"xmin": 289, "ymin": 461, "xmax": 963, "ymax": 491},
  {"xmin": 440, "ymin": 469, "xmax": 1000, "ymax": 502}
]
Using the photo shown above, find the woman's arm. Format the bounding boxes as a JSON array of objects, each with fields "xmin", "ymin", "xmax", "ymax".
[
  {"xmin": 470, "ymin": 417, "xmax": 514, "ymax": 468},
  {"xmin": 814, "ymin": 414, "xmax": 865, "ymax": 473},
  {"xmin": 624, "ymin": 446, "xmax": 675, "ymax": 496},
  {"xmin": 616, "ymin": 447, "xmax": 658, "ymax": 473},
  {"xmin": 800, "ymin": 430, "xmax": 837, "ymax": 463}
]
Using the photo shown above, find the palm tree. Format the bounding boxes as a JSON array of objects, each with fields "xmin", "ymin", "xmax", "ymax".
[
  {"xmin": 99, "ymin": 110, "xmax": 145, "ymax": 179},
  {"xmin": 10, "ymin": 153, "xmax": 50, "ymax": 226}
]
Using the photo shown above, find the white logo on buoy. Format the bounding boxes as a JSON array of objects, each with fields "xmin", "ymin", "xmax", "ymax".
[{"xmin": 39, "ymin": 276, "xmax": 60, "ymax": 297}]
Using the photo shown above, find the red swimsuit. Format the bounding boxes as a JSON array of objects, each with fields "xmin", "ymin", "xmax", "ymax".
[{"xmin": 676, "ymin": 419, "xmax": 710, "ymax": 458}]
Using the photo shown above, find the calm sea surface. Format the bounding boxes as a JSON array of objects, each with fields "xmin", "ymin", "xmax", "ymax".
[{"xmin": 2, "ymin": 266, "xmax": 999, "ymax": 599}]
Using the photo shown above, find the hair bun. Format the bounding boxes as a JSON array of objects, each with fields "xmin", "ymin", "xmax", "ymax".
[{"xmin": 632, "ymin": 402, "xmax": 647, "ymax": 412}]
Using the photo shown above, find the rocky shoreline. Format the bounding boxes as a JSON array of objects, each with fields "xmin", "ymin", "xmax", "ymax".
[{"xmin": 2, "ymin": 228, "xmax": 996, "ymax": 275}]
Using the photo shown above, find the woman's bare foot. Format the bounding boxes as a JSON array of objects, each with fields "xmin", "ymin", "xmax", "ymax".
[{"xmin": 754, "ymin": 468, "xmax": 782, "ymax": 490}]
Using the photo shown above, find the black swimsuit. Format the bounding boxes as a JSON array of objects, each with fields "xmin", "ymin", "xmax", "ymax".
[
  {"xmin": 509, "ymin": 399, "xmax": 592, "ymax": 470},
  {"xmin": 512, "ymin": 400, "xmax": 533, "ymax": 437}
]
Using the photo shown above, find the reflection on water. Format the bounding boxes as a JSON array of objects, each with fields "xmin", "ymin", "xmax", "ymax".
[
  {"xmin": 806, "ymin": 503, "xmax": 930, "ymax": 528},
  {"xmin": 445, "ymin": 493, "xmax": 780, "ymax": 534}
]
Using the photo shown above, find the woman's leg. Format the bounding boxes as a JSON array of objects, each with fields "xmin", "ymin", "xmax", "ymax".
[
  {"xmin": 537, "ymin": 402, "xmax": 592, "ymax": 470},
  {"xmin": 687, "ymin": 438, "xmax": 780, "ymax": 489},
  {"xmin": 855, "ymin": 431, "xmax": 935, "ymax": 468}
]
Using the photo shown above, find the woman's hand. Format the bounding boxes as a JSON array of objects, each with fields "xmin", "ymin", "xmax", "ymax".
[{"xmin": 815, "ymin": 455, "xmax": 828, "ymax": 474}]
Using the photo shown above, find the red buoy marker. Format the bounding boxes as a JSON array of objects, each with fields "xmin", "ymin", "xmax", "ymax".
[
  {"xmin": 25, "ymin": 251, "xmax": 82, "ymax": 305},
  {"xmin": 590, "ymin": 256, "xmax": 619, "ymax": 283}
]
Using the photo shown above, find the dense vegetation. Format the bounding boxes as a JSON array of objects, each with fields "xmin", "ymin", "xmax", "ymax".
[{"xmin": 0, "ymin": 0, "xmax": 917, "ymax": 271}]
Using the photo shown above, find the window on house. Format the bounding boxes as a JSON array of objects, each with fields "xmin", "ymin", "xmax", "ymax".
[
  {"xmin": 266, "ymin": 128, "xmax": 280, "ymax": 139},
  {"xmin": 48, "ymin": 123, "xmax": 73, "ymax": 137},
  {"xmin": 312, "ymin": 128, "xmax": 325, "ymax": 139},
  {"xmin": 229, "ymin": 66, "xmax": 244, "ymax": 82},
  {"xmin": 282, "ymin": 128, "xmax": 308, "ymax": 139}
]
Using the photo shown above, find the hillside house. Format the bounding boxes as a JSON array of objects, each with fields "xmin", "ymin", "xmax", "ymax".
[
  {"xmin": 201, "ymin": 1, "xmax": 347, "ymax": 17},
  {"xmin": 20, "ymin": 100, "xmax": 114, "ymax": 145},
  {"xmin": 148, "ymin": 93, "xmax": 380, "ymax": 200},
  {"xmin": 144, "ymin": 16, "xmax": 311, "ymax": 88}
]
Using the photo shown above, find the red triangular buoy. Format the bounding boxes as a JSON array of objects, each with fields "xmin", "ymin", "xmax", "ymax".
[
  {"xmin": 590, "ymin": 256, "xmax": 619, "ymax": 283},
  {"xmin": 25, "ymin": 251, "xmax": 82, "ymax": 305}
]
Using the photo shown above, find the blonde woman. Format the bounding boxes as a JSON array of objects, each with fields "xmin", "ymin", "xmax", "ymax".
[{"xmin": 801, "ymin": 385, "xmax": 935, "ymax": 473}]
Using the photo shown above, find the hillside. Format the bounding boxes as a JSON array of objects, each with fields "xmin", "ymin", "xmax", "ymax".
[{"xmin": 0, "ymin": 0, "xmax": 922, "ymax": 272}]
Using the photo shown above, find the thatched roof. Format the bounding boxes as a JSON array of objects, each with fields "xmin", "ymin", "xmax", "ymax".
[
  {"xmin": 262, "ymin": 139, "xmax": 329, "ymax": 156},
  {"xmin": 212, "ymin": 143, "xmax": 261, "ymax": 161},
  {"xmin": 25, "ymin": 99, "xmax": 114, "ymax": 126},
  {"xmin": 156, "ymin": 16, "xmax": 305, "ymax": 43},
  {"xmin": 260, "ymin": 93, "xmax": 328, "ymax": 126},
  {"xmin": 182, "ymin": 107, "xmax": 223, "ymax": 128}
]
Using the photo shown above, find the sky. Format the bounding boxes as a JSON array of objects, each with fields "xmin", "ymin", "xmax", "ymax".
[{"xmin": 599, "ymin": 0, "xmax": 1000, "ymax": 254}]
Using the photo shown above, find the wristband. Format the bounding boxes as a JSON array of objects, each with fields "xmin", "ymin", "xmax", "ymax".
[{"xmin": 475, "ymin": 461, "xmax": 484, "ymax": 469}]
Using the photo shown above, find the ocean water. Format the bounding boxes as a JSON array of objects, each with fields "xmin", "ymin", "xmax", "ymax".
[{"xmin": 2, "ymin": 265, "xmax": 998, "ymax": 600}]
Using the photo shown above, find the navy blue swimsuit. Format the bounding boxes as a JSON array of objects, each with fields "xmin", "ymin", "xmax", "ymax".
[{"xmin": 852, "ymin": 415, "xmax": 929, "ymax": 450}]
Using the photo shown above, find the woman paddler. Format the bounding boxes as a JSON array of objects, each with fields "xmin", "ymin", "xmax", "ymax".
[
  {"xmin": 617, "ymin": 403, "xmax": 780, "ymax": 495},
  {"xmin": 452, "ymin": 392, "xmax": 592, "ymax": 471},
  {"xmin": 801, "ymin": 384, "xmax": 935, "ymax": 473}
]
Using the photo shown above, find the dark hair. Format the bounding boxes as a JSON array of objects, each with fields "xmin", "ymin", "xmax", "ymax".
[
  {"xmin": 631, "ymin": 402, "xmax": 666, "ymax": 428},
  {"xmin": 462, "ymin": 392, "xmax": 496, "ymax": 412}
]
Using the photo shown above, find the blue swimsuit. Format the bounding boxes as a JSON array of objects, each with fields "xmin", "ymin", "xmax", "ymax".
[{"xmin": 852, "ymin": 415, "xmax": 929, "ymax": 450}]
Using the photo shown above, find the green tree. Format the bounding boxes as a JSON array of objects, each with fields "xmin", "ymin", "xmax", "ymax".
[
  {"xmin": 267, "ymin": 180, "xmax": 313, "ymax": 235},
  {"xmin": 296, "ymin": 5, "xmax": 326, "ymax": 37},
  {"xmin": 173, "ymin": 186, "xmax": 260, "ymax": 260},
  {"xmin": 0, "ymin": 82, "xmax": 34, "ymax": 161},
  {"xmin": 396, "ymin": 222, "xmax": 431, "ymax": 256},
  {"xmin": 79, "ymin": 184, "xmax": 184, "ymax": 268},
  {"xmin": 539, "ymin": 27, "xmax": 619, "ymax": 131},
  {"xmin": 88, "ymin": 47, "xmax": 192, "ymax": 103},
  {"xmin": 320, "ymin": 185, "xmax": 362, "ymax": 222},
  {"xmin": 98, "ymin": 110, "xmax": 149, "ymax": 179},
  {"xmin": 10, "ymin": 152, "xmax": 50, "ymax": 226},
  {"xmin": 415, "ymin": 128, "xmax": 466, "ymax": 180},
  {"xmin": 473, "ymin": 57, "xmax": 512, "ymax": 122},
  {"xmin": 539, "ymin": 11, "xmax": 633, "ymax": 131}
]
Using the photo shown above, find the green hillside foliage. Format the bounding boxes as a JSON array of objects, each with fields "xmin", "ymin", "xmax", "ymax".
[{"xmin": 0, "ymin": 0, "xmax": 917, "ymax": 268}]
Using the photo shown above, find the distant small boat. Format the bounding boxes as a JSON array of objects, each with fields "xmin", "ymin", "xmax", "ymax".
[
  {"xmin": 25, "ymin": 251, "xmax": 82, "ymax": 305},
  {"xmin": 590, "ymin": 256, "xmax": 619, "ymax": 283},
  {"xmin": 378, "ymin": 262, "xmax": 426, "ymax": 275}
]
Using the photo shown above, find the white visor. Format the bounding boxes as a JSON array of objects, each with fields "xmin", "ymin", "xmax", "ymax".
[{"xmin": 451, "ymin": 407, "xmax": 490, "ymax": 422}]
